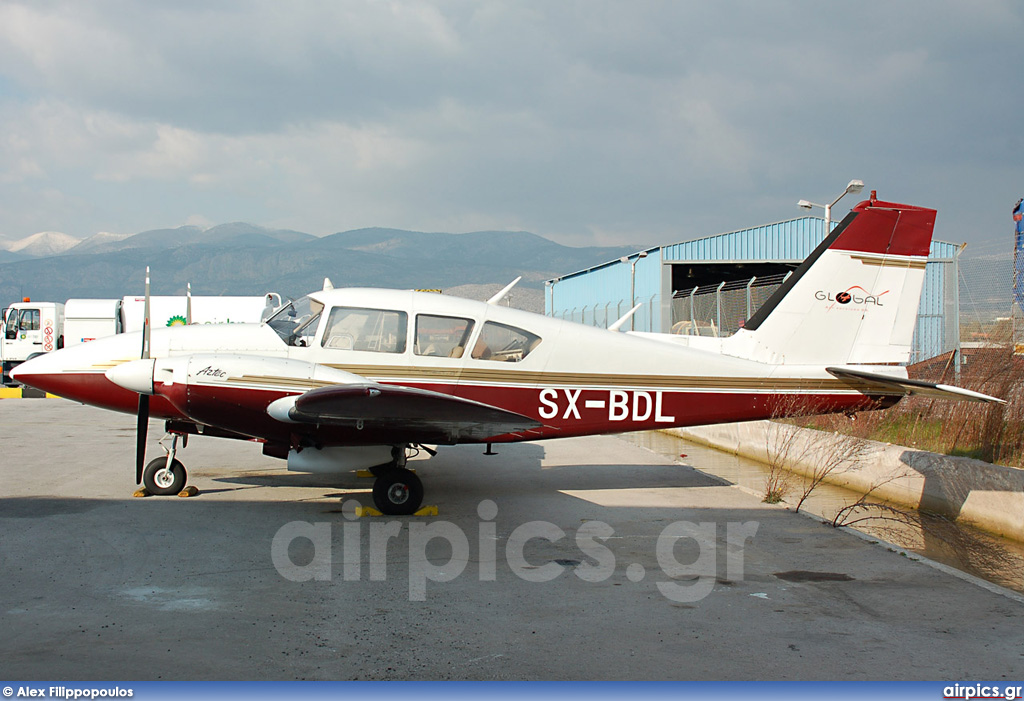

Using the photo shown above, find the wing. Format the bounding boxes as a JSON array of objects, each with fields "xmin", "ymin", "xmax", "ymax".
[
  {"xmin": 826, "ymin": 366, "xmax": 1005, "ymax": 404},
  {"xmin": 284, "ymin": 382, "xmax": 543, "ymax": 443}
]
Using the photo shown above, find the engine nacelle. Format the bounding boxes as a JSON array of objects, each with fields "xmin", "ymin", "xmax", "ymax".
[{"xmin": 112, "ymin": 353, "xmax": 366, "ymax": 440}]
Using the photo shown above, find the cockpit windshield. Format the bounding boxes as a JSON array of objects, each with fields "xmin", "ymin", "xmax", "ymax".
[{"xmin": 267, "ymin": 295, "xmax": 324, "ymax": 346}]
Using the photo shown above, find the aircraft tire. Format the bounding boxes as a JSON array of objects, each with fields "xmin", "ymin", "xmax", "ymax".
[
  {"xmin": 143, "ymin": 457, "xmax": 187, "ymax": 496},
  {"xmin": 372, "ymin": 467, "xmax": 423, "ymax": 516},
  {"xmin": 367, "ymin": 462, "xmax": 391, "ymax": 478}
]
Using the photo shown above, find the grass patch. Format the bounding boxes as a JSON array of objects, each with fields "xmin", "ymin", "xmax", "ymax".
[{"xmin": 802, "ymin": 346, "xmax": 1024, "ymax": 468}]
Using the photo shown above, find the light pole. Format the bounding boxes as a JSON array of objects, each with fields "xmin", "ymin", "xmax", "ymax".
[
  {"xmin": 619, "ymin": 251, "xmax": 649, "ymax": 330},
  {"xmin": 798, "ymin": 179, "xmax": 865, "ymax": 232}
]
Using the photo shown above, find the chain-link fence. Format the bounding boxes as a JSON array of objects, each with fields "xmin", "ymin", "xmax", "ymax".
[
  {"xmin": 551, "ymin": 255, "xmax": 980, "ymax": 365},
  {"xmin": 956, "ymin": 253, "xmax": 1022, "ymax": 357},
  {"xmin": 552, "ymin": 256, "xmax": 966, "ymax": 364},
  {"xmin": 552, "ymin": 295, "xmax": 659, "ymax": 332},
  {"xmin": 670, "ymin": 262, "xmax": 963, "ymax": 364},
  {"xmin": 670, "ymin": 273, "xmax": 790, "ymax": 337},
  {"xmin": 958, "ymin": 255, "xmax": 1015, "ymax": 326}
]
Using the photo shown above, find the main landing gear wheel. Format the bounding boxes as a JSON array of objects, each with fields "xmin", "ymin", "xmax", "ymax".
[
  {"xmin": 372, "ymin": 467, "xmax": 424, "ymax": 516},
  {"xmin": 142, "ymin": 457, "xmax": 187, "ymax": 496}
]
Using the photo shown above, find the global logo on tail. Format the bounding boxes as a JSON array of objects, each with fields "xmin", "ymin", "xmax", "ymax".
[{"xmin": 814, "ymin": 285, "xmax": 889, "ymax": 307}]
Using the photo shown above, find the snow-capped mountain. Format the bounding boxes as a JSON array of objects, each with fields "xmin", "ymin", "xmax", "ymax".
[
  {"xmin": 2, "ymin": 231, "xmax": 82, "ymax": 257},
  {"xmin": 68, "ymin": 231, "xmax": 132, "ymax": 254}
]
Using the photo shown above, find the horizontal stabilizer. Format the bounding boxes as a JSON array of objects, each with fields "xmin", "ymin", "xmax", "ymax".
[{"xmin": 826, "ymin": 367, "xmax": 1005, "ymax": 404}]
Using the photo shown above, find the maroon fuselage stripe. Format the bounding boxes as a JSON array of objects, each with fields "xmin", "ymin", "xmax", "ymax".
[{"xmin": 20, "ymin": 371, "xmax": 887, "ymax": 448}]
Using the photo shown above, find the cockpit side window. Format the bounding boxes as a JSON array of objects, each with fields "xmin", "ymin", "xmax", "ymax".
[
  {"xmin": 471, "ymin": 321, "xmax": 541, "ymax": 362},
  {"xmin": 322, "ymin": 307, "xmax": 407, "ymax": 353},
  {"xmin": 415, "ymin": 314, "xmax": 475, "ymax": 358},
  {"xmin": 267, "ymin": 296, "xmax": 324, "ymax": 346}
]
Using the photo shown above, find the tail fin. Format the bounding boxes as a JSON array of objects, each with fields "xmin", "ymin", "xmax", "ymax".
[{"xmin": 721, "ymin": 195, "xmax": 935, "ymax": 366}]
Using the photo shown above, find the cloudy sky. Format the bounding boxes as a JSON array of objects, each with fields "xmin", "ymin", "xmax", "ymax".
[{"xmin": 0, "ymin": 1, "xmax": 1021, "ymax": 253}]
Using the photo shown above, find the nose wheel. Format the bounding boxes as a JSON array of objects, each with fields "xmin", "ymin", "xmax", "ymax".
[
  {"xmin": 372, "ymin": 467, "xmax": 424, "ymax": 515},
  {"xmin": 139, "ymin": 432, "xmax": 189, "ymax": 495},
  {"xmin": 142, "ymin": 457, "xmax": 188, "ymax": 495}
]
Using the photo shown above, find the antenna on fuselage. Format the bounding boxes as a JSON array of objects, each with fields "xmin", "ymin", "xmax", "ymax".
[
  {"xmin": 487, "ymin": 276, "xmax": 521, "ymax": 305},
  {"xmin": 186, "ymin": 282, "xmax": 192, "ymax": 325},
  {"xmin": 608, "ymin": 303, "xmax": 642, "ymax": 332},
  {"xmin": 322, "ymin": 277, "xmax": 334, "ymax": 291}
]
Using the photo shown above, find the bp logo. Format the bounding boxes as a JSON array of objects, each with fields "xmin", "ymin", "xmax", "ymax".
[{"xmin": 167, "ymin": 315, "xmax": 188, "ymax": 327}]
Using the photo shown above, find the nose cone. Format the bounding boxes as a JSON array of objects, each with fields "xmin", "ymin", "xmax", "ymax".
[
  {"xmin": 105, "ymin": 359, "xmax": 156, "ymax": 395},
  {"xmin": 10, "ymin": 352, "xmax": 61, "ymax": 391},
  {"xmin": 9, "ymin": 358, "xmax": 35, "ymax": 384},
  {"xmin": 8, "ymin": 332, "xmax": 147, "ymax": 408}
]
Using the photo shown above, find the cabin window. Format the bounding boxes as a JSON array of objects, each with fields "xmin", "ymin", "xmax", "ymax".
[
  {"xmin": 471, "ymin": 321, "xmax": 541, "ymax": 362},
  {"xmin": 322, "ymin": 307, "xmax": 408, "ymax": 353},
  {"xmin": 267, "ymin": 296, "xmax": 323, "ymax": 346},
  {"xmin": 415, "ymin": 315, "xmax": 475, "ymax": 358}
]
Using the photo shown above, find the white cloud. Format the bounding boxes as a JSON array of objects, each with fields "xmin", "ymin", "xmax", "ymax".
[
  {"xmin": 0, "ymin": 1, "xmax": 1020, "ymax": 248},
  {"xmin": 0, "ymin": 156, "xmax": 44, "ymax": 184}
]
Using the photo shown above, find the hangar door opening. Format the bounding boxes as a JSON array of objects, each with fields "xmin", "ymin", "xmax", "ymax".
[{"xmin": 669, "ymin": 261, "xmax": 798, "ymax": 337}]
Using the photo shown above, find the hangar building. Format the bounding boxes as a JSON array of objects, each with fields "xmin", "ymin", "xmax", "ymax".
[{"xmin": 545, "ymin": 216, "xmax": 960, "ymax": 365}]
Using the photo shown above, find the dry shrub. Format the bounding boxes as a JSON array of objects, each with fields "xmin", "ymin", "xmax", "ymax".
[
  {"xmin": 763, "ymin": 395, "xmax": 867, "ymax": 509},
  {"xmin": 805, "ymin": 329, "xmax": 1024, "ymax": 467},
  {"xmin": 833, "ymin": 496, "xmax": 1024, "ymax": 585}
]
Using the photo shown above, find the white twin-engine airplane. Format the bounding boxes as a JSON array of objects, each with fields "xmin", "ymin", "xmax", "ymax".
[{"xmin": 13, "ymin": 195, "xmax": 1003, "ymax": 514}]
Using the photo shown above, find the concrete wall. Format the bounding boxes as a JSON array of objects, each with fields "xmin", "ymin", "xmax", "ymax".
[{"xmin": 666, "ymin": 422, "xmax": 1024, "ymax": 542}]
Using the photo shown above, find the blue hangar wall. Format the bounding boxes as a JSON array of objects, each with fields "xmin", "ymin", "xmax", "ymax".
[{"xmin": 545, "ymin": 215, "xmax": 960, "ymax": 364}]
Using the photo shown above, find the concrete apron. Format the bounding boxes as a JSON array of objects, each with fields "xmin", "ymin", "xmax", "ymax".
[{"xmin": 665, "ymin": 421, "xmax": 1024, "ymax": 543}]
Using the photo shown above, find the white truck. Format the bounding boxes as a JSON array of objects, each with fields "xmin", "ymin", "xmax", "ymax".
[
  {"xmin": 2, "ymin": 292, "xmax": 282, "ymax": 385},
  {"xmin": 64, "ymin": 298, "xmax": 121, "ymax": 346},
  {"xmin": 2, "ymin": 299, "xmax": 65, "ymax": 385}
]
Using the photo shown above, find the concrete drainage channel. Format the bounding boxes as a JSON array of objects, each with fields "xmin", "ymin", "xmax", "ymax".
[
  {"xmin": 666, "ymin": 421, "xmax": 1024, "ymax": 542},
  {"xmin": 623, "ymin": 427, "xmax": 1024, "ymax": 595}
]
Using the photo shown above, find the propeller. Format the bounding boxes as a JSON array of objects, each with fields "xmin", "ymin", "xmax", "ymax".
[{"xmin": 135, "ymin": 266, "xmax": 152, "ymax": 484}]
